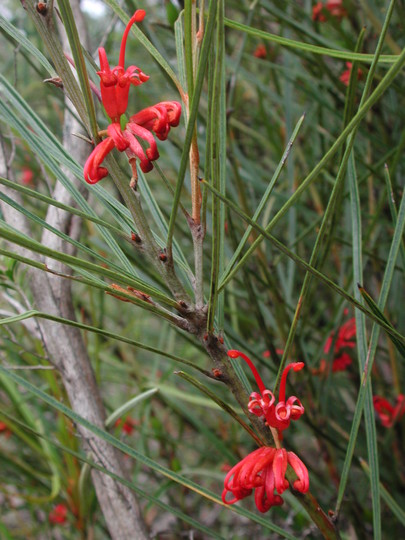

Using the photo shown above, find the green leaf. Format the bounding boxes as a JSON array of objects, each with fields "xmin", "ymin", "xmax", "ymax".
[
  {"xmin": 358, "ymin": 285, "xmax": 405, "ymax": 358},
  {"xmin": 224, "ymin": 16, "xmax": 398, "ymax": 64}
]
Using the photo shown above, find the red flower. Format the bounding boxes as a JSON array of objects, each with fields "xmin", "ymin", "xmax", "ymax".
[
  {"xmin": 339, "ymin": 62, "xmax": 362, "ymax": 86},
  {"xmin": 263, "ymin": 348, "xmax": 285, "ymax": 358},
  {"xmin": 97, "ymin": 10, "xmax": 149, "ymax": 123},
  {"xmin": 253, "ymin": 44, "xmax": 267, "ymax": 59},
  {"xmin": 331, "ymin": 352, "xmax": 352, "ymax": 372},
  {"xmin": 21, "ymin": 167, "xmax": 34, "ymax": 185},
  {"xmin": 49, "ymin": 503, "xmax": 68, "ymax": 524},
  {"xmin": 324, "ymin": 317, "xmax": 356, "ymax": 354},
  {"xmin": 314, "ymin": 317, "xmax": 356, "ymax": 375},
  {"xmin": 115, "ymin": 416, "xmax": 138, "ymax": 435},
  {"xmin": 312, "ymin": 1, "xmax": 347, "ymax": 22},
  {"xmin": 228, "ymin": 350, "xmax": 305, "ymax": 432},
  {"xmin": 0, "ymin": 421, "xmax": 12, "ymax": 438},
  {"xmin": 84, "ymin": 10, "xmax": 181, "ymax": 184},
  {"xmin": 373, "ymin": 394, "xmax": 405, "ymax": 428},
  {"xmin": 222, "ymin": 447, "xmax": 309, "ymax": 512}
]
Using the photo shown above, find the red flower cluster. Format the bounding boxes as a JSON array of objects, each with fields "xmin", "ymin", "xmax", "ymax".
[
  {"xmin": 339, "ymin": 62, "xmax": 363, "ymax": 86},
  {"xmin": 228, "ymin": 350, "xmax": 305, "ymax": 432},
  {"xmin": 223, "ymin": 349, "xmax": 309, "ymax": 513},
  {"xmin": 222, "ymin": 447, "xmax": 309, "ymax": 512},
  {"xmin": 314, "ymin": 317, "xmax": 356, "ymax": 375},
  {"xmin": 373, "ymin": 394, "xmax": 405, "ymax": 428},
  {"xmin": 0, "ymin": 421, "xmax": 12, "ymax": 438},
  {"xmin": 49, "ymin": 503, "xmax": 68, "ymax": 525},
  {"xmin": 312, "ymin": 0, "xmax": 347, "ymax": 22},
  {"xmin": 115, "ymin": 416, "xmax": 138, "ymax": 435},
  {"xmin": 84, "ymin": 10, "xmax": 181, "ymax": 184},
  {"xmin": 21, "ymin": 167, "xmax": 34, "ymax": 185},
  {"xmin": 253, "ymin": 44, "xmax": 267, "ymax": 59}
]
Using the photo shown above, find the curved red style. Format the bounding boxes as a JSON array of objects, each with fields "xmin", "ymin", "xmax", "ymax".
[{"xmin": 227, "ymin": 349, "xmax": 305, "ymax": 432}]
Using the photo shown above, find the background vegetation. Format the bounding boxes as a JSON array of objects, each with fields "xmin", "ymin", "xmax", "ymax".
[{"xmin": 0, "ymin": 0, "xmax": 404, "ymax": 538}]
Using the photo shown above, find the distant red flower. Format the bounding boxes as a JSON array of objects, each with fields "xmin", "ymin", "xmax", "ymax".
[
  {"xmin": 373, "ymin": 394, "xmax": 405, "ymax": 428},
  {"xmin": 115, "ymin": 416, "xmax": 138, "ymax": 435},
  {"xmin": 84, "ymin": 10, "xmax": 181, "ymax": 184},
  {"xmin": 314, "ymin": 317, "xmax": 356, "ymax": 375},
  {"xmin": 253, "ymin": 44, "xmax": 267, "ymax": 59},
  {"xmin": 324, "ymin": 317, "xmax": 356, "ymax": 354},
  {"xmin": 222, "ymin": 446, "xmax": 309, "ymax": 512},
  {"xmin": 0, "ymin": 421, "xmax": 12, "ymax": 438},
  {"xmin": 263, "ymin": 348, "xmax": 285, "ymax": 358},
  {"xmin": 331, "ymin": 352, "xmax": 352, "ymax": 372},
  {"xmin": 21, "ymin": 167, "xmax": 34, "ymax": 185},
  {"xmin": 228, "ymin": 350, "xmax": 305, "ymax": 432},
  {"xmin": 312, "ymin": 1, "xmax": 347, "ymax": 22},
  {"xmin": 49, "ymin": 503, "xmax": 68, "ymax": 524},
  {"xmin": 339, "ymin": 62, "xmax": 362, "ymax": 86}
]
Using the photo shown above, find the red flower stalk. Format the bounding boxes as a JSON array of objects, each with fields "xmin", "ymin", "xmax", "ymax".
[
  {"xmin": 84, "ymin": 10, "xmax": 182, "ymax": 184},
  {"xmin": 373, "ymin": 394, "xmax": 405, "ymax": 428},
  {"xmin": 49, "ymin": 503, "xmax": 68, "ymax": 524},
  {"xmin": 227, "ymin": 350, "xmax": 305, "ymax": 432},
  {"xmin": 339, "ymin": 62, "xmax": 362, "ymax": 86},
  {"xmin": 312, "ymin": 1, "xmax": 347, "ymax": 22},
  {"xmin": 222, "ymin": 446, "xmax": 309, "ymax": 513}
]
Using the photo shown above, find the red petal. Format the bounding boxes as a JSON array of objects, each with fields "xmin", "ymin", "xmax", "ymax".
[
  {"xmin": 84, "ymin": 137, "xmax": 115, "ymax": 184},
  {"xmin": 123, "ymin": 130, "xmax": 153, "ymax": 173},
  {"xmin": 287, "ymin": 451, "xmax": 309, "ymax": 493},
  {"xmin": 273, "ymin": 448, "xmax": 289, "ymax": 494},
  {"xmin": 107, "ymin": 123, "xmax": 129, "ymax": 152}
]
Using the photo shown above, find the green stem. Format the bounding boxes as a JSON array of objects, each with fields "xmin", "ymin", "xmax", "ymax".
[{"xmin": 106, "ymin": 157, "xmax": 191, "ymax": 305}]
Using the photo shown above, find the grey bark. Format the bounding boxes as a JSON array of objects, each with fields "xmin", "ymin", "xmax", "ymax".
[{"xmin": 0, "ymin": 2, "xmax": 149, "ymax": 538}]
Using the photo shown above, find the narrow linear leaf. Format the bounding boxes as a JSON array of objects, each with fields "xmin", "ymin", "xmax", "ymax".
[
  {"xmin": 358, "ymin": 285, "xmax": 405, "ymax": 358},
  {"xmin": 224, "ymin": 17, "xmax": 397, "ymax": 64}
]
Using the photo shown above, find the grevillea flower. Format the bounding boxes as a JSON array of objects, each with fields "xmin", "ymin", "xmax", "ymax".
[
  {"xmin": 0, "ymin": 421, "xmax": 12, "ymax": 438},
  {"xmin": 324, "ymin": 317, "xmax": 356, "ymax": 354},
  {"xmin": 84, "ymin": 10, "xmax": 181, "ymax": 184},
  {"xmin": 312, "ymin": 1, "xmax": 347, "ymax": 22},
  {"xmin": 222, "ymin": 447, "xmax": 309, "ymax": 512},
  {"xmin": 339, "ymin": 62, "xmax": 362, "ymax": 86},
  {"xmin": 21, "ymin": 167, "xmax": 34, "ymax": 185},
  {"xmin": 228, "ymin": 350, "xmax": 305, "ymax": 432},
  {"xmin": 115, "ymin": 416, "xmax": 138, "ymax": 435},
  {"xmin": 314, "ymin": 317, "xmax": 356, "ymax": 375},
  {"xmin": 263, "ymin": 348, "xmax": 285, "ymax": 359},
  {"xmin": 49, "ymin": 503, "xmax": 68, "ymax": 524},
  {"xmin": 253, "ymin": 44, "xmax": 267, "ymax": 59},
  {"xmin": 97, "ymin": 10, "xmax": 149, "ymax": 123},
  {"xmin": 373, "ymin": 394, "xmax": 405, "ymax": 428}
]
